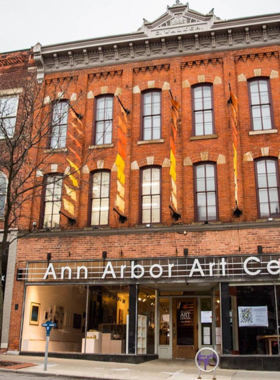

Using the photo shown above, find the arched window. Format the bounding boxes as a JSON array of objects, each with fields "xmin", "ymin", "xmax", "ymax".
[
  {"xmin": 41, "ymin": 174, "xmax": 63, "ymax": 228},
  {"xmin": 248, "ymin": 78, "xmax": 274, "ymax": 131},
  {"xmin": 140, "ymin": 166, "xmax": 161, "ymax": 224},
  {"xmin": 50, "ymin": 100, "xmax": 69, "ymax": 148},
  {"xmin": 90, "ymin": 170, "xmax": 110, "ymax": 226},
  {"xmin": 192, "ymin": 84, "xmax": 214, "ymax": 136},
  {"xmin": 255, "ymin": 158, "xmax": 280, "ymax": 218},
  {"xmin": 194, "ymin": 162, "xmax": 218, "ymax": 221},
  {"xmin": 0, "ymin": 172, "xmax": 7, "ymax": 218},
  {"xmin": 94, "ymin": 95, "xmax": 114, "ymax": 145},
  {"xmin": 141, "ymin": 90, "xmax": 161, "ymax": 141}
]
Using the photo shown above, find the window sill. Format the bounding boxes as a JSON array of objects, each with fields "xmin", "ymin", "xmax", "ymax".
[
  {"xmin": 190, "ymin": 134, "xmax": 218, "ymax": 141},
  {"xmin": 249, "ymin": 129, "xmax": 278, "ymax": 136},
  {"xmin": 137, "ymin": 139, "xmax": 164, "ymax": 145},
  {"xmin": 44, "ymin": 148, "xmax": 68, "ymax": 153},
  {"xmin": 89, "ymin": 144, "xmax": 114, "ymax": 149}
]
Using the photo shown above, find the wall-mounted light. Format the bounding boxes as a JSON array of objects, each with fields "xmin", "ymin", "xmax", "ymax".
[
  {"xmin": 169, "ymin": 205, "xmax": 181, "ymax": 221},
  {"xmin": 113, "ymin": 208, "xmax": 127, "ymax": 223},
  {"xmin": 102, "ymin": 251, "xmax": 107, "ymax": 260},
  {"xmin": 47, "ymin": 253, "xmax": 52, "ymax": 264},
  {"xmin": 257, "ymin": 245, "xmax": 263, "ymax": 255},
  {"xmin": 184, "ymin": 248, "xmax": 188, "ymax": 257}
]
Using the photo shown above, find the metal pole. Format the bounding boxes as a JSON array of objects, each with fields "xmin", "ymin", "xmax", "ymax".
[
  {"xmin": 273, "ymin": 283, "xmax": 279, "ymax": 355},
  {"xmin": 83, "ymin": 285, "xmax": 89, "ymax": 354},
  {"xmin": 44, "ymin": 335, "xmax": 49, "ymax": 371}
]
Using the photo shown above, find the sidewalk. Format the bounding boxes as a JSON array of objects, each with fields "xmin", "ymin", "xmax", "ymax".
[{"xmin": 1, "ymin": 353, "xmax": 280, "ymax": 380}]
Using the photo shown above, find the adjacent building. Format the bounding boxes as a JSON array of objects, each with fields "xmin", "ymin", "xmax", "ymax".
[{"xmin": 3, "ymin": 2, "xmax": 280, "ymax": 370}]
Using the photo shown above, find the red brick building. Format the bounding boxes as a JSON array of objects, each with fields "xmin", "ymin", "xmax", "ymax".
[
  {"xmin": 5, "ymin": 3, "xmax": 280, "ymax": 370},
  {"xmin": 0, "ymin": 48, "xmax": 34, "ymax": 350}
]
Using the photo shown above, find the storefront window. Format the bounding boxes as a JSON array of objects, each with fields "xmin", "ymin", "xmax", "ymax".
[
  {"xmin": 138, "ymin": 286, "xmax": 155, "ymax": 354},
  {"xmin": 229, "ymin": 285, "xmax": 279, "ymax": 355},
  {"xmin": 22, "ymin": 285, "xmax": 130, "ymax": 355}
]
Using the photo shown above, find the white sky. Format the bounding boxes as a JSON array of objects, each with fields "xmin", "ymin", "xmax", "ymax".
[{"xmin": 0, "ymin": 0, "xmax": 279, "ymax": 53}]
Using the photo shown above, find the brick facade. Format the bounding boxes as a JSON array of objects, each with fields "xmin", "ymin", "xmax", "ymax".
[{"xmin": 3, "ymin": 5, "xmax": 280, "ymax": 365}]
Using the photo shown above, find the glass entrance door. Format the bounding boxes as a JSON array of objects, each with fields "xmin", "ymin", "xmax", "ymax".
[
  {"xmin": 172, "ymin": 298, "xmax": 198, "ymax": 359},
  {"xmin": 158, "ymin": 298, "xmax": 172, "ymax": 358}
]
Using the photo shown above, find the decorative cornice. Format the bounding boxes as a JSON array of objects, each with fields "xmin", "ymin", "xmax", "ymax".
[
  {"xmin": 33, "ymin": 7, "xmax": 280, "ymax": 81},
  {"xmin": 45, "ymin": 76, "xmax": 78, "ymax": 85},
  {"xmin": 181, "ymin": 58, "xmax": 223, "ymax": 69},
  {"xmin": 88, "ymin": 70, "xmax": 123, "ymax": 82},
  {"xmin": 0, "ymin": 55, "xmax": 27, "ymax": 67},
  {"xmin": 234, "ymin": 51, "xmax": 279, "ymax": 63},
  {"xmin": 133, "ymin": 64, "xmax": 170, "ymax": 75}
]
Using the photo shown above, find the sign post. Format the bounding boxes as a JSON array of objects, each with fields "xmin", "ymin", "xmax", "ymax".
[{"xmin": 41, "ymin": 320, "xmax": 57, "ymax": 371}]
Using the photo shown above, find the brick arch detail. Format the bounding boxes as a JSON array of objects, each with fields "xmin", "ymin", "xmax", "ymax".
[
  {"xmin": 183, "ymin": 77, "xmax": 215, "ymax": 87},
  {"xmin": 133, "ymin": 82, "xmax": 166, "ymax": 93}
]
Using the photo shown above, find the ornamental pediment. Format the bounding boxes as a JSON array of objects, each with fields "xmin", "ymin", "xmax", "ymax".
[{"xmin": 139, "ymin": 2, "xmax": 219, "ymax": 37}]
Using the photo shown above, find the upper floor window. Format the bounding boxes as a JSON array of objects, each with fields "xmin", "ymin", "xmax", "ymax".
[
  {"xmin": 192, "ymin": 84, "xmax": 214, "ymax": 136},
  {"xmin": 90, "ymin": 171, "xmax": 110, "ymax": 226},
  {"xmin": 142, "ymin": 90, "xmax": 161, "ymax": 140},
  {"xmin": 249, "ymin": 78, "xmax": 273, "ymax": 131},
  {"xmin": 41, "ymin": 174, "xmax": 63, "ymax": 229},
  {"xmin": 0, "ymin": 96, "xmax": 19, "ymax": 138},
  {"xmin": 50, "ymin": 101, "xmax": 69, "ymax": 149},
  {"xmin": 194, "ymin": 163, "xmax": 218, "ymax": 221},
  {"xmin": 141, "ymin": 167, "xmax": 161, "ymax": 224},
  {"xmin": 255, "ymin": 158, "xmax": 280, "ymax": 218},
  {"xmin": 0, "ymin": 172, "xmax": 7, "ymax": 218},
  {"xmin": 94, "ymin": 96, "xmax": 113, "ymax": 145}
]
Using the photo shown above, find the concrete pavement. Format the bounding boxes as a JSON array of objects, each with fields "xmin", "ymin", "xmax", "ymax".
[{"xmin": 1, "ymin": 353, "xmax": 280, "ymax": 380}]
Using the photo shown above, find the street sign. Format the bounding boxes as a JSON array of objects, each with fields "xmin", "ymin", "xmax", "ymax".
[
  {"xmin": 41, "ymin": 320, "xmax": 57, "ymax": 371},
  {"xmin": 42, "ymin": 320, "xmax": 57, "ymax": 336}
]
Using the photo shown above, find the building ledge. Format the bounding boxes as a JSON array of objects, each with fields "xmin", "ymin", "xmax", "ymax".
[
  {"xmin": 249, "ymin": 129, "xmax": 278, "ymax": 136},
  {"xmin": 137, "ymin": 139, "xmax": 164, "ymax": 145},
  {"xmin": 190, "ymin": 134, "xmax": 218, "ymax": 141}
]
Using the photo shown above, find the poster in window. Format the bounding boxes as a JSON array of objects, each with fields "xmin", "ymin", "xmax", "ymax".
[
  {"xmin": 30, "ymin": 302, "xmax": 40, "ymax": 325},
  {"xmin": 238, "ymin": 306, "xmax": 268, "ymax": 327}
]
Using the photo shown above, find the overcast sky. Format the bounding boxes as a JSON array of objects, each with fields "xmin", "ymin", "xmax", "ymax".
[{"xmin": 1, "ymin": 0, "xmax": 279, "ymax": 53}]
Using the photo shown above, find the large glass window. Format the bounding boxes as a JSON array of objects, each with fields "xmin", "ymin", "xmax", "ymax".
[
  {"xmin": 142, "ymin": 90, "xmax": 161, "ymax": 140},
  {"xmin": 255, "ymin": 158, "xmax": 280, "ymax": 218},
  {"xmin": 141, "ymin": 167, "xmax": 161, "ymax": 224},
  {"xmin": 249, "ymin": 78, "xmax": 273, "ymax": 131},
  {"xmin": 229, "ymin": 285, "xmax": 280, "ymax": 355},
  {"xmin": 90, "ymin": 171, "xmax": 110, "ymax": 226},
  {"xmin": 192, "ymin": 85, "xmax": 213, "ymax": 136},
  {"xmin": 0, "ymin": 96, "xmax": 19, "ymax": 138},
  {"xmin": 194, "ymin": 163, "xmax": 218, "ymax": 221},
  {"xmin": 0, "ymin": 172, "xmax": 7, "ymax": 218},
  {"xmin": 50, "ymin": 101, "xmax": 69, "ymax": 148},
  {"xmin": 42, "ymin": 175, "xmax": 63, "ymax": 228},
  {"xmin": 94, "ymin": 96, "xmax": 113, "ymax": 145}
]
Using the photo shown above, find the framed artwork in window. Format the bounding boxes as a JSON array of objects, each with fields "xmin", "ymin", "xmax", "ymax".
[{"xmin": 30, "ymin": 302, "xmax": 40, "ymax": 325}]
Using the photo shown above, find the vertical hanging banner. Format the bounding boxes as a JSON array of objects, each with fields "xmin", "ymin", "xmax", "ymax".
[
  {"xmin": 64, "ymin": 107, "xmax": 83, "ymax": 217},
  {"xmin": 169, "ymin": 92, "xmax": 180, "ymax": 212},
  {"xmin": 228, "ymin": 89, "xmax": 242, "ymax": 216},
  {"xmin": 114, "ymin": 99, "xmax": 128, "ymax": 215}
]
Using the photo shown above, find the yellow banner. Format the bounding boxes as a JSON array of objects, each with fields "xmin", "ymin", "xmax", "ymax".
[
  {"xmin": 116, "ymin": 194, "xmax": 125, "ymax": 213},
  {"xmin": 171, "ymin": 177, "xmax": 177, "ymax": 196},
  {"xmin": 117, "ymin": 168, "xmax": 125, "ymax": 186},
  {"xmin": 170, "ymin": 164, "xmax": 176, "ymax": 182},
  {"xmin": 115, "ymin": 154, "xmax": 125, "ymax": 173},
  {"xmin": 64, "ymin": 184, "xmax": 77, "ymax": 201},
  {"xmin": 63, "ymin": 198, "xmax": 75, "ymax": 216},
  {"xmin": 67, "ymin": 158, "xmax": 80, "ymax": 174},
  {"xmin": 171, "ymin": 192, "xmax": 177, "ymax": 211},
  {"xmin": 117, "ymin": 180, "xmax": 125, "ymax": 199}
]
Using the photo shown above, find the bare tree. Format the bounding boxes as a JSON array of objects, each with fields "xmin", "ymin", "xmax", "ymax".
[{"xmin": 0, "ymin": 72, "xmax": 104, "ymax": 347}]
